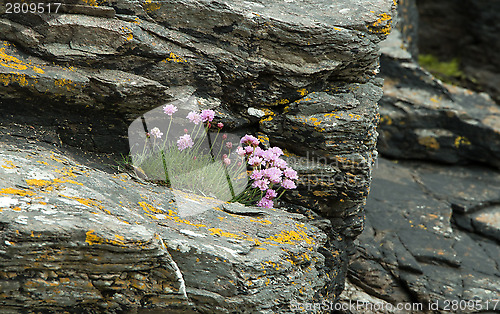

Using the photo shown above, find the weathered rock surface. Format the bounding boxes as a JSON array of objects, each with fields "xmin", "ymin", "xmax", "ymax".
[
  {"xmin": 417, "ymin": 0, "xmax": 500, "ymax": 104},
  {"xmin": 0, "ymin": 135, "xmax": 346, "ymax": 313},
  {"xmin": 340, "ymin": 158, "xmax": 500, "ymax": 313},
  {"xmin": 0, "ymin": 0, "xmax": 396, "ymax": 244},
  {"xmin": 377, "ymin": 28, "xmax": 500, "ymax": 169}
]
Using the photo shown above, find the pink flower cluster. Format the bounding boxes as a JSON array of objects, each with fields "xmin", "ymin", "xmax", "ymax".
[
  {"xmin": 238, "ymin": 134, "xmax": 298, "ymax": 208},
  {"xmin": 187, "ymin": 109, "xmax": 215, "ymax": 125}
]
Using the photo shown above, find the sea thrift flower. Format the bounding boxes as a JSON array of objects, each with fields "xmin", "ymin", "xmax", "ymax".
[
  {"xmin": 261, "ymin": 150, "xmax": 278, "ymax": 162},
  {"xmin": 269, "ymin": 147, "xmax": 283, "ymax": 156},
  {"xmin": 236, "ymin": 146, "xmax": 246, "ymax": 157},
  {"xmin": 184, "ymin": 128, "xmax": 189, "ymax": 134},
  {"xmin": 283, "ymin": 168, "xmax": 298, "ymax": 180},
  {"xmin": 177, "ymin": 134, "xmax": 194, "ymax": 151},
  {"xmin": 257, "ymin": 197, "xmax": 273, "ymax": 208},
  {"xmin": 252, "ymin": 178, "xmax": 270, "ymax": 191},
  {"xmin": 187, "ymin": 111, "xmax": 202, "ymax": 124},
  {"xmin": 163, "ymin": 104, "xmax": 178, "ymax": 116},
  {"xmin": 226, "ymin": 142, "xmax": 233, "ymax": 149},
  {"xmin": 245, "ymin": 146, "xmax": 254, "ymax": 155},
  {"xmin": 240, "ymin": 134, "xmax": 259, "ymax": 146},
  {"xmin": 274, "ymin": 158, "xmax": 287, "ymax": 169},
  {"xmin": 150, "ymin": 127, "xmax": 163, "ymax": 139},
  {"xmin": 200, "ymin": 109, "xmax": 215, "ymax": 122},
  {"xmin": 250, "ymin": 170, "xmax": 263, "ymax": 180},
  {"xmin": 223, "ymin": 156, "xmax": 231, "ymax": 166},
  {"xmin": 264, "ymin": 167, "xmax": 282, "ymax": 184},
  {"xmin": 266, "ymin": 189, "xmax": 277, "ymax": 199},
  {"xmin": 282, "ymin": 178, "xmax": 296, "ymax": 189},
  {"xmin": 248, "ymin": 156, "xmax": 263, "ymax": 166},
  {"xmin": 222, "ymin": 134, "xmax": 228, "ymax": 140},
  {"xmin": 218, "ymin": 122, "xmax": 224, "ymax": 129}
]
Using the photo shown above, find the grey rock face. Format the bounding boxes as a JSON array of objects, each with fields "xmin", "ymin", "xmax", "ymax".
[
  {"xmin": 0, "ymin": 137, "xmax": 344, "ymax": 313},
  {"xmin": 0, "ymin": 0, "xmax": 396, "ymax": 311},
  {"xmin": 377, "ymin": 36, "xmax": 500, "ymax": 169},
  {"xmin": 0, "ymin": 0, "xmax": 395, "ymax": 241},
  {"xmin": 339, "ymin": 158, "xmax": 500, "ymax": 313}
]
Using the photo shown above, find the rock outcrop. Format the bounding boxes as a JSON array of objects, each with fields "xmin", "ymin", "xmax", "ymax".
[
  {"xmin": 0, "ymin": 0, "xmax": 397, "ymax": 311},
  {"xmin": 338, "ymin": 3, "xmax": 500, "ymax": 313},
  {"xmin": 340, "ymin": 157, "xmax": 500, "ymax": 313},
  {"xmin": 0, "ymin": 0, "xmax": 396, "ymax": 244},
  {"xmin": 0, "ymin": 136, "xmax": 345, "ymax": 313}
]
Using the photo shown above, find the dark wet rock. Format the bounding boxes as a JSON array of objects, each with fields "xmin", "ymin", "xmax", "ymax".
[
  {"xmin": 0, "ymin": 135, "xmax": 345, "ymax": 312},
  {"xmin": 341, "ymin": 158, "xmax": 500, "ymax": 313},
  {"xmin": 377, "ymin": 54, "xmax": 500, "ymax": 169},
  {"xmin": 417, "ymin": 0, "xmax": 500, "ymax": 103}
]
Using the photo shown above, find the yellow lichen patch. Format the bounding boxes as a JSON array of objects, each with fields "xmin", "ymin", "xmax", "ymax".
[
  {"xmin": 379, "ymin": 115, "xmax": 392, "ymax": 125},
  {"xmin": 312, "ymin": 191, "xmax": 330, "ymax": 197},
  {"xmin": 249, "ymin": 218, "xmax": 272, "ymax": 225},
  {"xmin": 0, "ymin": 47, "xmax": 44, "ymax": 74},
  {"xmin": 25, "ymin": 179, "xmax": 52, "ymax": 188},
  {"xmin": 1, "ymin": 160, "xmax": 16, "ymax": 169},
  {"xmin": 454, "ymin": 136, "xmax": 471, "ymax": 148},
  {"xmin": 140, "ymin": 201, "xmax": 206, "ymax": 227},
  {"xmin": 297, "ymin": 88, "xmax": 308, "ymax": 96},
  {"xmin": 257, "ymin": 134, "xmax": 269, "ymax": 145},
  {"xmin": 0, "ymin": 188, "xmax": 35, "ymax": 196},
  {"xmin": 60, "ymin": 195, "xmax": 103, "ymax": 209},
  {"xmin": 368, "ymin": 13, "xmax": 392, "ymax": 36},
  {"xmin": 82, "ymin": 0, "xmax": 100, "ymax": 6},
  {"xmin": 208, "ymin": 228, "xmax": 244, "ymax": 240},
  {"xmin": 0, "ymin": 73, "xmax": 30, "ymax": 87},
  {"xmin": 418, "ymin": 136, "xmax": 440, "ymax": 150},
  {"xmin": 85, "ymin": 230, "xmax": 146, "ymax": 247},
  {"xmin": 266, "ymin": 229, "xmax": 313, "ymax": 245},
  {"xmin": 144, "ymin": 0, "xmax": 161, "ymax": 11},
  {"xmin": 36, "ymin": 161, "xmax": 49, "ymax": 166},
  {"xmin": 162, "ymin": 52, "xmax": 187, "ymax": 63},
  {"xmin": 54, "ymin": 78, "xmax": 76, "ymax": 91}
]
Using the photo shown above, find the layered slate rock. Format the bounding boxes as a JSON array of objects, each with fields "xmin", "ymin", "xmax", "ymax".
[
  {"xmin": 0, "ymin": 135, "xmax": 345, "ymax": 312},
  {"xmin": 377, "ymin": 27, "xmax": 500, "ymax": 169},
  {"xmin": 339, "ymin": 158, "xmax": 500, "ymax": 312},
  {"xmin": 0, "ymin": 0, "xmax": 396, "ymax": 241}
]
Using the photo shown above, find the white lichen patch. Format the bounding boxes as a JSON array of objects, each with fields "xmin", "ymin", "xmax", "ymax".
[{"xmin": 0, "ymin": 196, "xmax": 18, "ymax": 207}]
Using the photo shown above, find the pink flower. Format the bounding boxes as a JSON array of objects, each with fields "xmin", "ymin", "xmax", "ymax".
[
  {"xmin": 201, "ymin": 109, "xmax": 215, "ymax": 122},
  {"xmin": 222, "ymin": 134, "xmax": 228, "ymax": 140},
  {"xmin": 218, "ymin": 122, "xmax": 224, "ymax": 129},
  {"xmin": 163, "ymin": 104, "xmax": 178, "ymax": 116},
  {"xmin": 237, "ymin": 161, "xmax": 242, "ymax": 166},
  {"xmin": 150, "ymin": 127, "xmax": 163, "ymax": 139},
  {"xmin": 263, "ymin": 167, "xmax": 282, "ymax": 184},
  {"xmin": 250, "ymin": 170, "xmax": 263, "ymax": 180},
  {"xmin": 223, "ymin": 157, "xmax": 231, "ymax": 166},
  {"xmin": 240, "ymin": 134, "xmax": 259, "ymax": 146},
  {"xmin": 177, "ymin": 134, "xmax": 194, "ymax": 151},
  {"xmin": 261, "ymin": 150, "xmax": 278, "ymax": 162},
  {"xmin": 282, "ymin": 179, "xmax": 296, "ymax": 189},
  {"xmin": 226, "ymin": 142, "xmax": 233, "ymax": 149},
  {"xmin": 184, "ymin": 128, "xmax": 188, "ymax": 134},
  {"xmin": 252, "ymin": 147, "xmax": 264, "ymax": 157},
  {"xmin": 284, "ymin": 167, "xmax": 298, "ymax": 180},
  {"xmin": 252, "ymin": 178, "xmax": 269, "ymax": 191},
  {"xmin": 274, "ymin": 158, "xmax": 287, "ymax": 169},
  {"xmin": 257, "ymin": 197, "xmax": 274, "ymax": 208},
  {"xmin": 248, "ymin": 156, "xmax": 263, "ymax": 166},
  {"xmin": 266, "ymin": 189, "xmax": 277, "ymax": 199},
  {"xmin": 187, "ymin": 111, "xmax": 202, "ymax": 124},
  {"xmin": 236, "ymin": 146, "xmax": 246, "ymax": 157},
  {"xmin": 244, "ymin": 146, "xmax": 254, "ymax": 155},
  {"xmin": 269, "ymin": 147, "xmax": 283, "ymax": 156}
]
